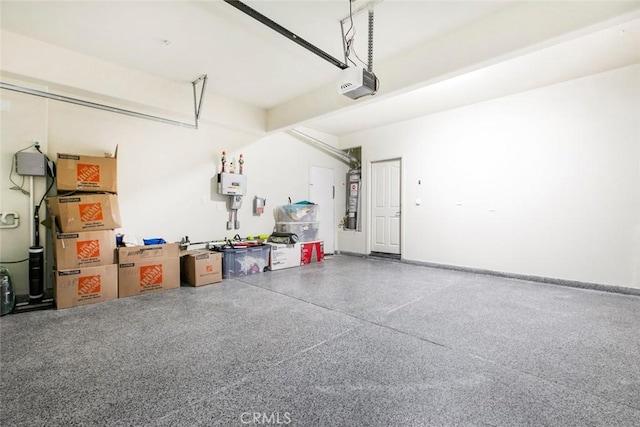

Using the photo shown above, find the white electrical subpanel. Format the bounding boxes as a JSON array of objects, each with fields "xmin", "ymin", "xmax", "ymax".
[{"xmin": 217, "ymin": 172, "xmax": 247, "ymax": 195}]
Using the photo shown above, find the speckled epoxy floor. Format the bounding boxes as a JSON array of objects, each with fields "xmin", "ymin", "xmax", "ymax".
[{"xmin": 1, "ymin": 255, "xmax": 639, "ymax": 426}]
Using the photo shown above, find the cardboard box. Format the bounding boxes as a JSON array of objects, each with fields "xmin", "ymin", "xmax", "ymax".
[
  {"xmin": 118, "ymin": 243, "xmax": 179, "ymax": 263},
  {"xmin": 301, "ymin": 241, "xmax": 324, "ymax": 264},
  {"xmin": 181, "ymin": 250, "xmax": 222, "ymax": 286},
  {"xmin": 56, "ymin": 149, "xmax": 117, "ymax": 193},
  {"xmin": 47, "ymin": 193, "xmax": 121, "ymax": 232},
  {"xmin": 269, "ymin": 243, "xmax": 301, "ymax": 271},
  {"xmin": 118, "ymin": 243, "xmax": 180, "ymax": 298},
  {"xmin": 54, "ymin": 264, "xmax": 118, "ymax": 309},
  {"xmin": 54, "ymin": 230, "xmax": 116, "ymax": 270}
]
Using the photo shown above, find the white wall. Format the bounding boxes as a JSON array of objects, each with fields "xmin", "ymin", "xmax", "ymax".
[
  {"xmin": 1, "ymin": 28, "xmax": 350, "ymax": 296},
  {"xmin": 2, "ymin": 91, "xmax": 348, "ymax": 297},
  {"xmin": 47, "ymin": 101, "xmax": 348, "ymax": 246},
  {"xmin": 341, "ymin": 64, "xmax": 640, "ymax": 289},
  {"xmin": 0, "ymin": 79, "xmax": 50, "ymax": 295},
  {"xmin": 1, "ymin": 81, "xmax": 348, "ymax": 295},
  {"xmin": 1, "ymin": 30, "xmax": 265, "ymax": 134},
  {"xmin": 3, "ymin": 26, "xmax": 637, "ymax": 292}
]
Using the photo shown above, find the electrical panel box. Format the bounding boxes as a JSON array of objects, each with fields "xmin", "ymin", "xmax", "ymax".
[
  {"xmin": 16, "ymin": 152, "xmax": 47, "ymax": 176},
  {"xmin": 217, "ymin": 172, "xmax": 247, "ymax": 196}
]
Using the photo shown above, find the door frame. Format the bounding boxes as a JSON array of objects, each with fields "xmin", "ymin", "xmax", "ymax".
[
  {"xmin": 367, "ymin": 157, "xmax": 402, "ymax": 257},
  {"xmin": 309, "ymin": 165, "xmax": 335, "ymax": 255}
]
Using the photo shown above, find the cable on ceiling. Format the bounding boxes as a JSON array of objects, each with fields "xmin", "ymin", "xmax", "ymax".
[{"xmin": 341, "ymin": 0, "xmax": 380, "ymax": 71}]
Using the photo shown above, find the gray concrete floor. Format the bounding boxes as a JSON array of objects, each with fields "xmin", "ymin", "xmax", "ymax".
[{"xmin": 1, "ymin": 255, "xmax": 639, "ymax": 426}]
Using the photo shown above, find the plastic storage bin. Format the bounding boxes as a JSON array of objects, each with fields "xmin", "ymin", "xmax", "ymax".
[
  {"xmin": 275, "ymin": 222, "xmax": 319, "ymax": 242},
  {"xmin": 275, "ymin": 203, "xmax": 318, "ymax": 223},
  {"xmin": 216, "ymin": 245, "xmax": 271, "ymax": 279}
]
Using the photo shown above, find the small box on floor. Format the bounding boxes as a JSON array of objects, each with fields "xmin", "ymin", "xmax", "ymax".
[
  {"xmin": 181, "ymin": 250, "xmax": 222, "ymax": 286},
  {"xmin": 53, "ymin": 230, "xmax": 116, "ymax": 270},
  {"xmin": 269, "ymin": 243, "xmax": 301, "ymax": 271},
  {"xmin": 54, "ymin": 264, "xmax": 118, "ymax": 309},
  {"xmin": 117, "ymin": 243, "xmax": 180, "ymax": 298},
  {"xmin": 56, "ymin": 149, "xmax": 118, "ymax": 193},
  {"xmin": 46, "ymin": 193, "xmax": 121, "ymax": 232},
  {"xmin": 301, "ymin": 241, "xmax": 324, "ymax": 264}
]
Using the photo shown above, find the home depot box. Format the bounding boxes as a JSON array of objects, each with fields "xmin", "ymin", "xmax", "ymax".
[
  {"xmin": 118, "ymin": 243, "xmax": 180, "ymax": 298},
  {"xmin": 56, "ymin": 150, "xmax": 117, "ymax": 193},
  {"xmin": 47, "ymin": 193, "xmax": 121, "ymax": 232},
  {"xmin": 181, "ymin": 250, "xmax": 222, "ymax": 286},
  {"xmin": 268, "ymin": 243, "xmax": 301, "ymax": 271},
  {"xmin": 54, "ymin": 230, "xmax": 116, "ymax": 270},
  {"xmin": 301, "ymin": 240, "xmax": 324, "ymax": 264},
  {"xmin": 54, "ymin": 264, "xmax": 118, "ymax": 309}
]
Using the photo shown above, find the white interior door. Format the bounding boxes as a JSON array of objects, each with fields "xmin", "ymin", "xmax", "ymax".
[
  {"xmin": 309, "ymin": 166, "xmax": 335, "ymax": 254},
  {"xmin": 371, "ymin": 159, "xmax": 401, "ymax": 254}
]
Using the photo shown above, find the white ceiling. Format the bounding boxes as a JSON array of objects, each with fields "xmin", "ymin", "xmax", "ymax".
[
  {"xmin": 1, "ymin": 1, "xmax": 639, "ymax": 136},
  {"xmin": 309, "ymin": 17, "xmax": 640, "ymax": 135}
]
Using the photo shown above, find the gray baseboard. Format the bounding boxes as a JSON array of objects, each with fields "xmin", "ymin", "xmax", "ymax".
[{"xmin": 336, "ymin": 252, "xmax": 640, "ymax": 297}]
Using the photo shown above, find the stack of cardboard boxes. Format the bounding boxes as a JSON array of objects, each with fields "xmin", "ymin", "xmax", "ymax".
[
  {"xmin": 47, "ymin": 151, "xmax": 121, "ymax": 309},
  {"xmin": 44, "ymin": 150, "xmax": 237, "ymax": 308},
  {"xmin": 47, "ymin": 149, "xmax": 187, "ymax": 306}
]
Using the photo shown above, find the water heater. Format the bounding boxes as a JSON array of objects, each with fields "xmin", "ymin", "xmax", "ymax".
[{"xmin": 346, "ymin": 169, "xmax": 361, "ymax": 230}]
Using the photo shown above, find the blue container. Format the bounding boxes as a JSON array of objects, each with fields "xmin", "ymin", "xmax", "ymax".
[{"xmin": 143, "ymin": 238, "xmax": 166, "ymax": 245}]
